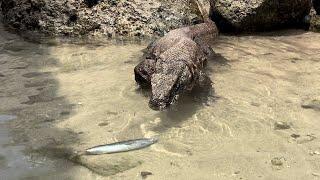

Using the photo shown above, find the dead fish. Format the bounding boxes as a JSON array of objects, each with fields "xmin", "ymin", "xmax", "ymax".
[{"xmin": 86, "ymin": 137, "xmax": 158, "ymax": 155}]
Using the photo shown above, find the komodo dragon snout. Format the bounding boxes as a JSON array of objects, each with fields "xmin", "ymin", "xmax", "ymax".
[{"xmin": 149, "ymin": 60, "xmax": 192, "ymax": 110}]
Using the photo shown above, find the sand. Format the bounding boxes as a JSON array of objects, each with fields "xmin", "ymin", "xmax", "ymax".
[{"xmin": 0, "ymin": 26, "xmax": 320, "ymax": 179}]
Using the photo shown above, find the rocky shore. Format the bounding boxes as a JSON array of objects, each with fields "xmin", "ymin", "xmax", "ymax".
[
  {"xmin": 210, "ymin": 0, "xmax": 312, "ymax": 32},
  {"xmin": 0, "ymin": 0, "xmax": 201, "ymax": 38},
  {"xmin": 1, "ymin": 0, "xmax": 320, "ymax": 37}
]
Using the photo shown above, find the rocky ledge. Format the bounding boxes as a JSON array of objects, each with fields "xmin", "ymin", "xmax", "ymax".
[
  {"xmin": 0, "ymin": 0, "xmax": 201, "ymax": 37},
  {"xmin": 209, "ymin": 0, "xmax": 312, "ymax": 32}
]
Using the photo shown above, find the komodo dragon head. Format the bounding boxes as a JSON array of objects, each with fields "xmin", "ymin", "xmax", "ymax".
[{"xmin": 149, "ymin": 59, "xmax": 193, "ymax": 110}]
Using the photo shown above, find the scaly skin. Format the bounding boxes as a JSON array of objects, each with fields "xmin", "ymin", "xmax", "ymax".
[{"xmin": 134, "ymin": 2, "xmax": 218, "ymax": 110}]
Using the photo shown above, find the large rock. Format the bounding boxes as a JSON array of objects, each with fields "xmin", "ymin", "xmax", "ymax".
[
  {"xmin": 310, "ymin": 14, "xmax": 320, "ymax": 32},
  {"xmin": 209, "ymin": 0, "xmax": 312, "ymax": 32},
  {"xmin": 0, "ymin": 0, "xmax": 202, "ymax": 37}
]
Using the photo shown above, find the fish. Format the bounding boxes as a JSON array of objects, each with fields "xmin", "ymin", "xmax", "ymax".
[{"xmin": 85, "ymin": 137, "xmax": 158, "ymax": 155}]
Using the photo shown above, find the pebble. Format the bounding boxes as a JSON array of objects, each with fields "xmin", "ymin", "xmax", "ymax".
[
  {"xmin": 274, "ymin": 122, "xmax": 291, "ymax": 130},
  {"xmin": 309, "ymin": 151, "xmax": 320, "ymax": 156},
  {"xmin": 291, "ymin": 134, "xmax": 300, "ymax": 139},
  {"xmin": 302, "ymin": 99, "xmax": 320, "ymax": 110},
  {"xmin": 141, "ymin": 171, "xmax": 153, "ymax": 178},
  {"xmin": 98, "ymin": 122, "xmax": 109, "ymax": 127},
  {"xmin": 271, "ymin": 157, "xmax": 284, "ymax": 166}
]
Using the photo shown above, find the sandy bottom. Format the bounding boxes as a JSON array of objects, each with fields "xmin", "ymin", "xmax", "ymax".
[{"xmin": 0, "ymin": 26, "xmax": 320, "ymax": 180}]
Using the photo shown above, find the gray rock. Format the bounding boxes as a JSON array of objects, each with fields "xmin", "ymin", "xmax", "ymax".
[
  {"xmin": 209, "ymin": 0, "xmax": 312, "ymax": 32},
  {"xmin": 0, "ymin": 0, "xmax": 202, "ymax": 38}
]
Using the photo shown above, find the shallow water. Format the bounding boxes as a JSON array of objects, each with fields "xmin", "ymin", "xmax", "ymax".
[{"xmin": 1, "ymin": 21, "xmax": 320, "ymax": 180}]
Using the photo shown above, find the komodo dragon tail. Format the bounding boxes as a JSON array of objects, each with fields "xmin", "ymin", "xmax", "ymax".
[{"xmin": 194, "ymin": 0, "xmax": 211, "ymax": 22}]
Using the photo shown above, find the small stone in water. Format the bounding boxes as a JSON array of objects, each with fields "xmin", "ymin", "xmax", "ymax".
[
  {"xmin": 271, "ymin": 157, "xmax": 284, "ymax": 166},
  {"xmin": 291, "ymin": 134, "xmax": 300, "ymax": 139},
  {"xmin": 301, "ymin": 99, "xmax": 320, "ymax": 111},
  {"xmin": 234, "ymin": 171, "xmax": 240, "ymax": 174},
  {"xmin": 274, "ymin": 122, "xmax": 291, "ymax": 130},
  {"xmin": 98, "ymin": 122, "xmax": 109, "ymax": 127},
  {"xmin": 309, "ymin": 151, "xmax": 320, "ymax": 156},
  {"xmin": 141, "ymin": 171, "xmax": 153, "ymax": 178}
]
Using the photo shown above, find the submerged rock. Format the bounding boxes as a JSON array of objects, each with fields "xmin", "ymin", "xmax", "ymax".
[
  {"xmin": 141, "ymin": 171, "xmax": 153, "ymax": 179},
  {"xmin": 271, "ymin": 157, "xmax": 284, "ymax": 166},
  {"xmin": 73, "ymin": 154, "xmax": 143, "ymax": 176},
  {"xmin": 0, "ymin": 0, "xmax": 201, "ymax": 37},
  {"xmin": 209, "ymin": 0, "xmax": 312, "ymax": 32}
]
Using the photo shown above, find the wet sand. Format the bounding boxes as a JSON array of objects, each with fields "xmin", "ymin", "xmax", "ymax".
[{"xmin": 0, "ymin": 25, "xmax": 320, "ymax": 179}]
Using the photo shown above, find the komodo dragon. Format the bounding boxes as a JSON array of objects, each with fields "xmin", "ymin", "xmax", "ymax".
[{"xmin": 134, "ymin": 0, "xmax": 218, "ymax": 110}]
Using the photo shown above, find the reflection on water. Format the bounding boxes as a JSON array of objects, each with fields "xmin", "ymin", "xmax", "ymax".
[
  {"xmin": 0, "ymin": 19, "xmax": 320, "ymax": 179},
  {"xmin": 0, "ymin": 115, "xmax": 16, "ymax": 122}
]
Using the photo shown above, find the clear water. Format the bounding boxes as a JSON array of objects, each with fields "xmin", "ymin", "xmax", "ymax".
[{"xmin": 1, "ymin": 20, "xmax": 320, "ymax": 180}]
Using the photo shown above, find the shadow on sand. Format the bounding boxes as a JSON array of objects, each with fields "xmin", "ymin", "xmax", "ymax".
[
  {"xmin": 0, "ymin": 22, "xmax": 87, "ymax": 179},
  {"xmin": 149, "ymin": 51, "xmax": 228, "ymax": 133}
]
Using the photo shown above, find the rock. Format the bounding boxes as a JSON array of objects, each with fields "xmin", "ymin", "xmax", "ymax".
[
  {"xmin": 309, "ymin": 15, "xmax": 320, "ymax": 32},
  {"xmin": 0, "ymin": 154, "xmax": 8, "ymax": 168},
  {"xmin": 72, "ymin": 154, "xmax": 143, "ymax": 176},
  {"xmin": 274, "ymin": 122, "xmax": 291, "ymax": 130},
  {"xmin": 302, "ymin": 98, "xmax": 320, "ymax": 110},
  {"xmin": 291, "ymin": 134, "xmax": 300, "ymax": 139},
  {"xmin": 209, "ymin": 0, "xmax": 312, "ymax": 32},
  {"xmin": 141, "ymin": 171, "xmax": 153, "ymax": 179},
  {"xmin": 309, "ymin": 151, "xmax": 320, "ymax": 156},
  {"xmin": 234, "ymin": 171, "xmax": 240, "ymax": 175},
  {"xmin": 314, "ymin": 0, "xmax": 320, "ymax": 15},
  {"xmin": 0, "ymin": 0, "xmax": 202, "ymax": 38},
  {"xmin": 271, "ymin": 157, "xmax": 284, "ymax": 166}
]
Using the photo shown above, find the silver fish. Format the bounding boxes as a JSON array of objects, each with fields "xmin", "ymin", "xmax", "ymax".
[{"xmin": 85, "ymin": 137, "xmax": 158, "ymax": 155}]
